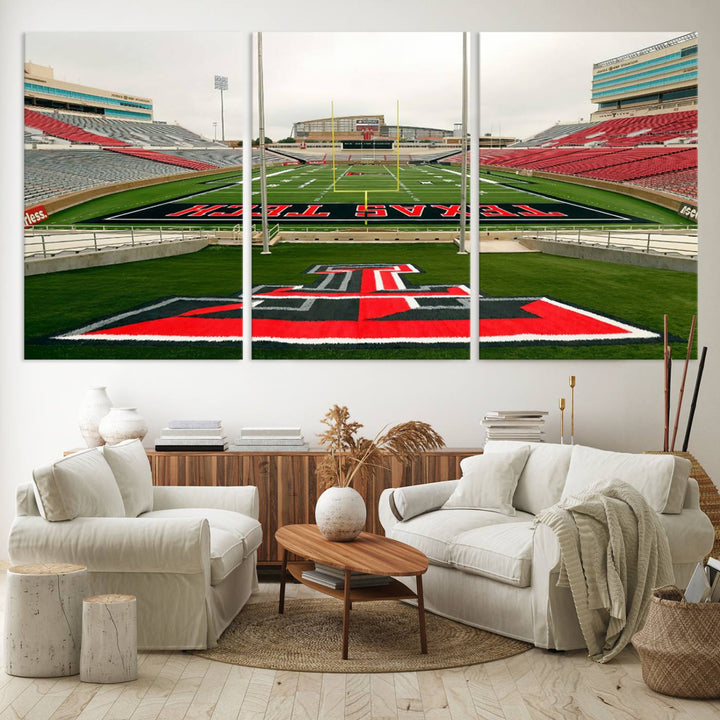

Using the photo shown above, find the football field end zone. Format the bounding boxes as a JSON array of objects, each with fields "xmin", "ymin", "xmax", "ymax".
[
  {"xmin": 25, "ymin": 237, "xmax": 213, "ymax": 276},
  {"xmin": 83, "ymin": 199, "xmax": 650, "ymax": 226}
]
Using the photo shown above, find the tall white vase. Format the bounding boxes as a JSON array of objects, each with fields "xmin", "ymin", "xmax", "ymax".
[
  {"xmin": 315, "ymin": 486, "xmax": 367, "ymax": 541},
  {"xmin": 78, "ymin": 386, "xmax": 113, "ymax": 447},
  {"xmin": 98, "ymin": 407, "xmax": 148, "ymax": 446}
]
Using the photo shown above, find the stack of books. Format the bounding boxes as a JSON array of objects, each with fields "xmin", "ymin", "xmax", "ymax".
[
  {"xmin": 482, "ymin": 410, "xmax": 548, "ymax": 443},
  {"xmin": 301, "ymin": 563, "xmax": 391, "ymax": 590},
  {"xmin": 229, "ymin": 427, "xmax": 308, "ymax": 452},
  {"xmin": 154, "ymin": 420, "xmax": 228, "ymax": 452}
]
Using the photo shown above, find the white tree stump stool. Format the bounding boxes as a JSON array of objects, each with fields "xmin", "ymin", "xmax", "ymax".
[
  {"xmin": 4, "ymin": 563, "xmax": 87, "ymax": 677},
  {"xmin": 80, "ymin": 594, "xmax": 138, "ymax": 684}
]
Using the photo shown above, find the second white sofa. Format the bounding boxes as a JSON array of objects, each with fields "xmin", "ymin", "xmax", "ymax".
[{"xmin": 379, "ymin": 442, "xmax": 714, "ymax": 651}]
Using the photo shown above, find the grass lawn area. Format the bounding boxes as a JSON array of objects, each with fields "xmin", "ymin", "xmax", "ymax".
[
  {"xmin": 478, "ymin": 253, "xmax": 696, "ymax": 359},
  {"xmin": 25, "ymin": 246, "xmax": 243, "ymax": 359},
  {"xmin": 24, "ymin": 242, "xmax": 695, "ymax": 361}
]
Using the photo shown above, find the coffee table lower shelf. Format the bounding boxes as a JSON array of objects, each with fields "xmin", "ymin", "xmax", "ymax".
[
  {"xmin": 280, "ymin": 561, "xmax": 427, "ymax": 659},
  {"xmin": 287, "ymin": 562, "xmax": 419, "ymax": 602}
]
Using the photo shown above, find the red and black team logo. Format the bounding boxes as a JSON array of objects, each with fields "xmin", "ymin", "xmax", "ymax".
[{"xmin": 53, "ymin": 262, "xmax": 659, "ymax": 347}]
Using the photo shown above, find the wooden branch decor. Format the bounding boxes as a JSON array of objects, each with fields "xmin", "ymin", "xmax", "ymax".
[
  {"xmin": 671, "ymin": 314, "xmax": 696, "ymax": 452},
  {"xmin": 317, "ymin": 405, "xmax": 444, "ymax": 492},
  {"xmin": 682, "ymin": 345, "xmax": 708, "ymax": 452}
]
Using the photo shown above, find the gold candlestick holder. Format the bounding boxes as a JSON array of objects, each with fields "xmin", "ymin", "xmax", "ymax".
[{"xmin": 559, "ymin": 397, "xmax": 566, "ymax": 444}]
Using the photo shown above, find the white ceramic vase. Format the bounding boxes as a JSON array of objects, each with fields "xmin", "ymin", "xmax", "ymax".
[
  {"xmin": 315, "ymin": 486, "xmax": 367, "ymax": 542},
  {"xmin": 78, "ymin": 386, "xmax": 113, "ymax": 447},
  {"xmin": 98, "ymin": 407, "xmax": 148, "ymax": 446}
]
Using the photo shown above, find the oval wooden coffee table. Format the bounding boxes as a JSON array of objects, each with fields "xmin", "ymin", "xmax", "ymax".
[{"xmin": 276, "ymin": 524, "xmax": 429, "ymax": 660}]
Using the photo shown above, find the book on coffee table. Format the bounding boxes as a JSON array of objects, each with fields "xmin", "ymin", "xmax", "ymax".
[{"xmin": 301, "ymin": 563, "xmax": 391, "ymax": 590}]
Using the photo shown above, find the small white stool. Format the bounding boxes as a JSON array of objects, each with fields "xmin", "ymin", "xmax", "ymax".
[
  {"xmin": 4, "ymin": 563, "xmax": 87, "ymax": 677},
  {"xmin": 80, "ymin": 594, "xmax": 138, "ymax": 683}
]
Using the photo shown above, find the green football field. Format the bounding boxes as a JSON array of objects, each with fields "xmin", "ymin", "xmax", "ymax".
[
  {"xmin": 25, "ymin": 242, "xmax": 696, "ymax": 361},
  {"xmin": 27, "ymin": 160, "xmax": 695, "ymax": 361},
  {"xmin": 257, "ymin": 162, "xmax": 465, "ymax": 203},
  {"xmin": 42, "ymin": 162, "xmax": 688, "ymax": 229}
]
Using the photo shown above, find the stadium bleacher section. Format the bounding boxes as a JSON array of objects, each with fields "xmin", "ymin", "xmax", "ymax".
[
  {"xmin": 510, "ymin": 122, "xmax": 596, "ymax": 148},
  {"xmin": 632, "ymin": 168, "xmax": 698, "ymax": 199},
  {"xmin": 169, "ymin": 149, "xmax": 243, "ymax": 167},
  {"xmin": 24, "ymin": 108, "xmax": 228, "ymax": 202},
  {"xmin": 482, "ymin": 110, "xmax": 697, "ymax": 200},
  {"xmin": 24, "ymin": 150, "xmax": 190, "ymax": 204},
  {"xmin": 49, "ymin": 112, "xmax": 225, "ymax": 148},
  {"xmin": 24, "ymin": 109, "xmax": 127, "ymax": 147},
  {"xmin": 24, "ymin": 103, "xmax": 698, "ymax": 206},
  {"xmin": 542, "ymin": 110, "xmax": 696, "ymax": 148},
  {"xmin": 105, "ymin": 147, "xmax": 218, "ymax": 172}
]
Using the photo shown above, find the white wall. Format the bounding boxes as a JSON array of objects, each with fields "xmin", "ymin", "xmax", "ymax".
[{"xmin": 2, "ymin": 0, "xmax": 719, "ymax": 560}]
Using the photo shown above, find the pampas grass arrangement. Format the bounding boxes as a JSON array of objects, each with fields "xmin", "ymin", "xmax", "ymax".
[{"xmin": 317, "ymin": 405, "xmax": 444, "ymax": 491}]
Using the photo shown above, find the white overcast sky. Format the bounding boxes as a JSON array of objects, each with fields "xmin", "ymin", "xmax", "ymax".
[
  {"xmin": 26, "ymin": 31, "xmax": 690, "ymax": 142},
  {"xmin": 481, "ymin": 32, "xmax": 691, "ymax": 140}
]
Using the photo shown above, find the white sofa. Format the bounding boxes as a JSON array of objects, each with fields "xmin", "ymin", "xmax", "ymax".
[
  {"xmin": 379, "ymin": 442, "xmax": 715, "ymax": 651},
  {"xmin": 8, "ymin": 440, "xmax": 262, "ymax": 651}
]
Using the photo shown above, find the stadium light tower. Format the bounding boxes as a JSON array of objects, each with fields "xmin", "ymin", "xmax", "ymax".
[{"xmin": 214, "ymin": 75, "xmax": 228, "ymax": 142}]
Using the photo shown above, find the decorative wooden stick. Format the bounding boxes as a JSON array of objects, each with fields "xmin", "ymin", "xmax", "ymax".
[
  {"xmin": 670, "ymin": 314, "xmax": 696, "ymax": 452},
  {"xmin": 682, "ymin": 345, "xmax": 707, "ymax": 452},
  {"xmin": 667, "ymin": 348, "xmax": 672, "ymax": 445},
  {"xmin": 559, "ymin": 397, "xmax": 566, "ymax": 445},
  {"xmin": 663, "ymin": 315, "xmax": 669, "ymax": 452},
  {"xmin": 569, "ymin": 376, "xmax": 576, "ymax": 445}
]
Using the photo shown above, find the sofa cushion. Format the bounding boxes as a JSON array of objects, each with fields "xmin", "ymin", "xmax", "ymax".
[
  {"xmin": 442, "ymin": 446, "xmax": 530, "ymax": 516},
  {"xmin": 391, "ymin": 480, "xmax": 459, "ymax": 521},
  {"xmin": 208, "ymin": 528, "xmax": 248, "ymax": 585},
  {"xmin": 450, "ymin": 522, "xmax": 535, "ymax": 587},
  {"xmin": 101, "ymin": 439, "xmax": 154, "ymax": 517},
  {"xmin": 562, "ymin": 445, "xmax": 691, "ymax": 514},
  {"xmin": 141, "ymin": 507, "xmax": 263, "ymax": 573},
  {"xmin": 483, "ymin": 441, "xmax": 572, "ymax": 515},
  {"xmin": 32, "ymin": 448, "xmax": 125, "ymax": 521},
  {"xmin": 389, "ymin": 508, "xmax": 535, "ymax": 568}
]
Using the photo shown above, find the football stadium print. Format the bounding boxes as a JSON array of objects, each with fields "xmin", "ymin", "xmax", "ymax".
[{"xmin": 24, "ymin": 31, "xmax": 697, "ymax": 360}]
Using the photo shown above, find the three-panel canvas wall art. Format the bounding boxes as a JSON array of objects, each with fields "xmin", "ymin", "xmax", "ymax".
[{"xmin": 23, "ymin": 31, "xmax": 698, "ymax": 360}]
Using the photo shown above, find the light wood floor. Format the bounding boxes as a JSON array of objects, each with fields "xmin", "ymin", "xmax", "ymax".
[{"xmin": 1, "ymin": 566, "xmax": 719, "ymax": 720}]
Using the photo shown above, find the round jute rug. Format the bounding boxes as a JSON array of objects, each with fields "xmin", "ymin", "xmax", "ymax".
[{"xmin": 193, "ymin": 599, "xmax": 531, "ymax": 673}]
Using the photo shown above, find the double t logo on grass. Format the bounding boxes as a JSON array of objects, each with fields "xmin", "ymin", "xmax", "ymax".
[{"xmin": 53, "ymin": 263, "xmax": 658, "ymax": 348}]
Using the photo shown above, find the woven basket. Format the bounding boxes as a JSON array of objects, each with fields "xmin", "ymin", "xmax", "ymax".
[{"xmin": 632, "ymin": 585, "xmax": 720, "ymax": 698}]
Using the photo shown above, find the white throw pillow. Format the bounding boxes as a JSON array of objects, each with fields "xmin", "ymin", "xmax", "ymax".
[
  {"xmin": 101, "ymin": 439, "xmax": 154, "ymax": 517},
  {"xmin": 483, "ymin": 440, "xmax": 573, "ymax": 515},
  {"xmin": 561, "ymin": 445, "xmax": 691, "ymax": 514},
  {"xmin": 442, "ymin": 446, "xmax": 531, "ymax": 516},
  {"xmin": 32, "ymin": 448, "xmax": 125, "ymax": 521}
]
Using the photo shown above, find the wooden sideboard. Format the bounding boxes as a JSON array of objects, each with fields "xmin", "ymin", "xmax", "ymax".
[{"xmin": 147, "ymin": 448, "xmax": 480, "ymax": 565}]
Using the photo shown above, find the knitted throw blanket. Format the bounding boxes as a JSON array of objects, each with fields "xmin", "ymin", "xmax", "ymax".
[{"xmin": 535, "ymin": 480, "xmax": 674, "ymax": 663}]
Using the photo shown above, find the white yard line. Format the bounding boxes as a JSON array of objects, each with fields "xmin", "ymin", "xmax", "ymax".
[{"xmin": 388, "ymin": 166, "xmax": 420, "ymax": 202}]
